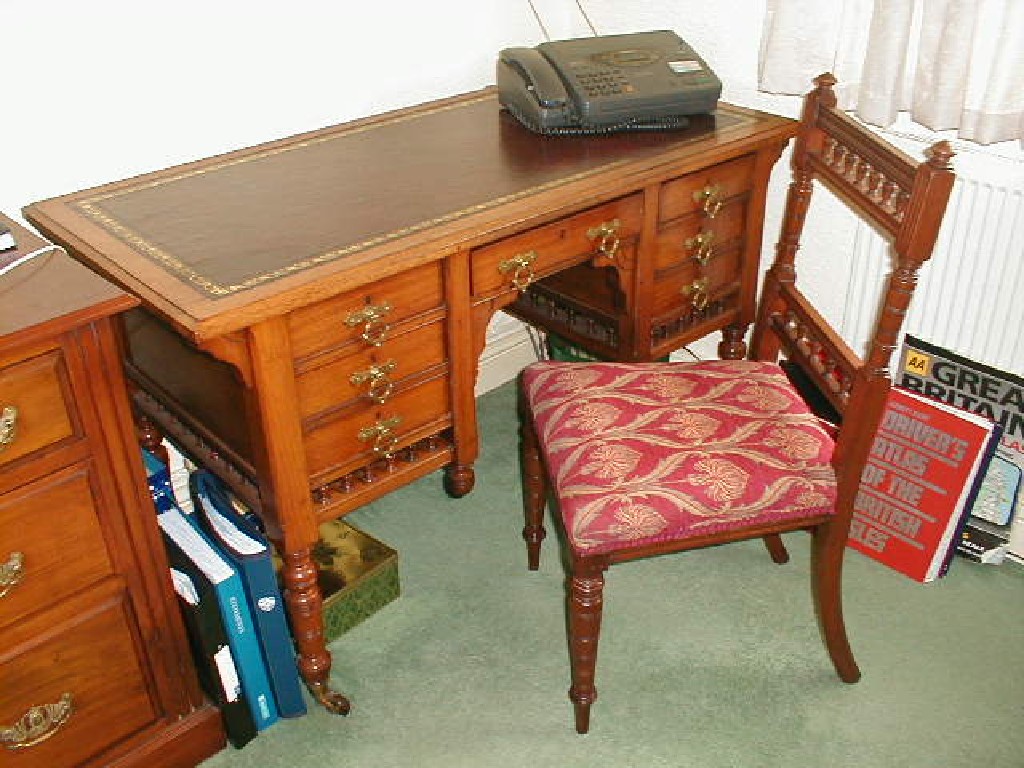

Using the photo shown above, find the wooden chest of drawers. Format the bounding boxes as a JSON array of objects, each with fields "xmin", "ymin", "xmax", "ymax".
[{"xmin": 0, "ymin": 215, "xmax": 224, "ymax": 766}]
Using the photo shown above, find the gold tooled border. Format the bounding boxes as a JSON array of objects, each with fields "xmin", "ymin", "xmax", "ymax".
[{"xmin": 73, "ymin": 96, "xmax": 749, "ymax": 298}]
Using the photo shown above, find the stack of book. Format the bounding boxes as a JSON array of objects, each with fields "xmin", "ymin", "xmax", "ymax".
[{"xmin": 144, "ymin": 452, "xmax": 306, "ymax": 749}]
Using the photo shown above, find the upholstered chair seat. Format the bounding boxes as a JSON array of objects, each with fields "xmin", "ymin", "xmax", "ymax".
[{"xmin": 522, "ymin": 360, "xmax": 838, "ymax": 557}]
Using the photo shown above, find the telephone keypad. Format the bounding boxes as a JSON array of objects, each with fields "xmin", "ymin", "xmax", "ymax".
[{"xmin": 576, "ymin": 68, "xmax": 630, "ymax": 97}]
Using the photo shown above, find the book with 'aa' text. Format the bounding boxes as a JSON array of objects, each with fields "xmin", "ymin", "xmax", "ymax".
[
  {"xmin": 847, "ymin": 386, "xmax": 1001, "ymax": 582},
  {"xmin": 898, "ymin": 335, "xmax": 1024, "ymax": 564},
  {"xmin": 190, "ymin": 470, "xmax": 307, "ymax": 718}
]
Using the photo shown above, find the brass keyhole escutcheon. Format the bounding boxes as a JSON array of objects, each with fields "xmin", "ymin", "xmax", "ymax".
[
  {"xmin": 345, "ymin": 302, "xmax": 392, "ymax": 347},
  {"xmin": 587, "ymin": 219, "xmax": 622, "ymax": 260},
  {"xmin": 682, "ymin": 277, "xmax": 710, "ymax": 311},
  {"xmin": 693, "ymin": 184, "xmax": 723, "ymax": 218},
  {"xmin": 498, "ymin": 251, "xmax": 538, "ymax": 292}
]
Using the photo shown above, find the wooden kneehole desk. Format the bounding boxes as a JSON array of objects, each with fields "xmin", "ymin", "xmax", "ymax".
[{"xmin": 25, "ymin": 89, "xmax": 796, "ymax": 715}]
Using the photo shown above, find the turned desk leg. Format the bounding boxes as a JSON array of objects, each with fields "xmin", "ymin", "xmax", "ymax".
[
  {"xmin": 718, "ymin": 323, "xmax": 749, "ymax": 360},
  {"xmin": 444, "ymin": 463, "xmax": 476, "ymax": 497},
  {"xmin": 280, "ymin": 547, "xmax": 351, "ymax": 715}
]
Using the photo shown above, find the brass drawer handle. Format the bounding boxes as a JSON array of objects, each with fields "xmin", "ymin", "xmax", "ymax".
[
  {"xmin": 498, "ymin": 251, "xmax": 537, "ymax": 292},
  {"xmin": 0, "ymin": 551, "xmax": 25, "ymax": 599},
  {"xmin": 586, "ymin": 219, "xmax": 621, "ymax": 260},
  {"xmin": 685, "ymin": 231, "xmax": 716, "ymax": 266},
  {"xmin": 350, "ymin": 360, "xmax": 398, "ymax": 404},
  {"xmin": 1, "ymin": 693, "xmax": 74, "ymax": 750},
  {"xmin": 0, "ymin": 406, "xmax": 18, "ymax": 452},
  {"xmin": 682, "ymin": 277, "xmax": 710, "ymax": 311},
  {"xmin": 693, "ymin": 184, "xmax": 723, "ymax": 218},
  {"xmin": 358, "ymin": 415, "xmax": 402, "ymax": 458},
  {"xmin": 345, "ymin": 302, "xmax": 392, "ymax": 347}
]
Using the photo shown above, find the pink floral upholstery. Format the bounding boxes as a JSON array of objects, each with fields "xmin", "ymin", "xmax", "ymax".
[{"xmin": 522, "ymin": 360, "xmax": 838, "ymax": 556}]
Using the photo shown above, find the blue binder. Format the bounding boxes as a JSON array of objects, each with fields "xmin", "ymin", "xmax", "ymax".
[
  {"xmin": 149, "ymin": 462, "xmax": 280, "ymax": 732},
  {"xmin": 190, "ymin": 470, "xmax": 307, "ymax": 718}
]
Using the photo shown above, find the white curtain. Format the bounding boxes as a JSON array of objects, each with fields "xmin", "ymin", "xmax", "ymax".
[{"xmin": 759, "ymin": 0, "xmax": 1024, "ymax": 146}]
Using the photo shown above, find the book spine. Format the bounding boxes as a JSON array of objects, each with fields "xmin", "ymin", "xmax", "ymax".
[
  {"xmin": 239, "ymin": 559, "xmax": 307, "ymax": 717},
  {"xmin": 215, "ymin": 572, "xmax": 280, "ymax": 731}
]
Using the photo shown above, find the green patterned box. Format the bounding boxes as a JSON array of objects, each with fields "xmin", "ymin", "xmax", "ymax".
[{"xmin": 274, "ymin": 520, "xmax": 400, "ymax": 643}]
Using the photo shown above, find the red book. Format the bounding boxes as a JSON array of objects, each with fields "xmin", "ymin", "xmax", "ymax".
[{"xmin": 847, "ymin": 386, "xmax": 1001, "ymax": 582}]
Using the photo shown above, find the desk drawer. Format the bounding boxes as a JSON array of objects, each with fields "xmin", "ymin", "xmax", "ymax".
[
  {"xmin": 652, "ymin": 243, "xmax": 744, "ymax": 318},
  {"xmin": 288, "ymin": 261, "xmax": 445, "ymax": 362},
  {"xmin": 303, "ymin": 374, "xmax": 450, "ymax": 483},
  {"xmin": 0, "ymin": 464, "xmax": 114, "ymax": 629},
  {"xmin": 658, "ymin": 154, "xmax": 755, "ymax": 224},
  {"xmin": 471, "ymin": 194, "xmax": 642, "ymax": 297},
  {"xmin": 654, "ymin": 199, "xmax": 747, "ymax": 272},
  {"xmin": 0, "ymin": 587, "xmax": 157, "ymax": 766},
  {"xmin": 295, "ymin": 319, "xmax": 446, "ymax": 419},
  {"xmin": 0, "ymin": 350, "xmax": 79, "ymax": 469}
]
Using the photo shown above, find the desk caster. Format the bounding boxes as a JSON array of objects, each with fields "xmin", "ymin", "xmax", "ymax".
[{"xmin": 312, "ymin": 684, "xmax": 351, "ymax": 716}]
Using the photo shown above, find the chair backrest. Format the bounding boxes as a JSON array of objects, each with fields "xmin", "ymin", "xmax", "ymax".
[{"xmin": 750, "ymin": 73, "xmax": 955, "ymax": 509}]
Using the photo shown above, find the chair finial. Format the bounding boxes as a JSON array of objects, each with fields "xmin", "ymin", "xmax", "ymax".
[
  {"xmin": 813, "ymin": 73, "xmax": 838, "ymax": 108},
  {"xmin": 925, "ymin": 140, "xmax": 955, "ymax": 170}
]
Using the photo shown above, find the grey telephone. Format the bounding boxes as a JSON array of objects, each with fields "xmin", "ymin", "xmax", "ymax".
[{"xmin": 497, "ymin": 30, "xmax": 722, "ymax": 135}]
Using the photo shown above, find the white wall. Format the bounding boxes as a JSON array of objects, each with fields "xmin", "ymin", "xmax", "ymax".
[{"xmin": 7, "ymin": 0, "xmax": 963, "ymax": 377}]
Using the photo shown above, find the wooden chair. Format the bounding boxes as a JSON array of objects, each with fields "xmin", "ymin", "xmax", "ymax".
[{"xmin": 517, "ymin": 73, "xmax": 955, "ymax": 733}]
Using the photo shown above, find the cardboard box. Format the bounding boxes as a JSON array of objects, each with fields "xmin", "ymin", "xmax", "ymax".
[{"xmin": 274, "ymin": 520, "xmax": 399, "ymax": 643}]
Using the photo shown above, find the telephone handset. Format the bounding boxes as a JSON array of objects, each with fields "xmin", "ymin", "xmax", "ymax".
[{"xmin": 497, "ymin": 30, "xmax": 721, "ymax": 136}]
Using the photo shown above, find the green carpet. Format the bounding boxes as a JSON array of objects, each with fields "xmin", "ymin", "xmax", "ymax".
[{"xmin": 201, "ymin": 382, "xmax": 1024, "ymax": 767}]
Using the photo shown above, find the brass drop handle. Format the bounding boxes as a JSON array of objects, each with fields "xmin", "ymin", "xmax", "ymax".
[
  {"xmin": 498, "ymin": 251, "xmax": 537, "ymax": 292},
  {"xmin": 682, "ymin": 277, "xmax": 710, "ymax": 311},
  {"xmin": 350, "ymin": 360, "xmax": 398, "ymax": 404},
  {"xmin": 587, "ymin": 218, "xmax": 621, "ymax": 260},
  {"xmin": 345, "ymin": 302, "xmax": 392, "ymax": 347},
  {"xmin": 693, "ymin": 184, "xmax": 723, "ymax": 218},
  {"xmin": 358, "ymin": 415, "xmax": 402, "ymax": 458},
  {"xmin": 1, "ymin": 693, "xmax": 74, "ymax": 750},
  {"xmin": 0, "ymin": 551, "xmax": 25, "ymax": 599},
  {"xmin": 0, "ymin": 406, "xmax": 18, "ymax": 452},
  {"xmin": 685, "ymin": 231, "xmax": 716, "ymax": 266}
]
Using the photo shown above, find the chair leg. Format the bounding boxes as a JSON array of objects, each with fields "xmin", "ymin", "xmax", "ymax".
[
  {"xmin": 811, "ymin": 520, "xmax": 861, "ymax": 683},
  {"xmin": 518, "ymin": 388, "xmax": 547, "ymax": 570},
  {"xmin": 567, "ymin": 560, "xmax": 606, "ymax": 734},
  {"xmin": 762, "ymin": 533, "xmax": 790, "ymax": 564}
]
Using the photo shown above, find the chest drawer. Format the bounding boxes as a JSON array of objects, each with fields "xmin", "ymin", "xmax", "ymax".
[
  {"xmin": 295, "ymin": 318, "xmax": 446, "ymax": 420},
  {"xmin": 0, "ymin": 586, "xmax": 158, "ymax": 766},
  {"xmin": 287, "ymin": 261, "xmax": 445, "ymax": 362},
  {"xmin": 0, "ymin": 350, "xmax": 79, "ymax": 469},
  {"xmin": 471, "ymin": 194, "xmax": 642, "ymax": 297},
  {"xmin": 658, "ymin": 154, "xmax": 755, "ymax": 224},
  {"xmin": 0, "ymin": 464, "xmax": 114, "ymax": 629}
]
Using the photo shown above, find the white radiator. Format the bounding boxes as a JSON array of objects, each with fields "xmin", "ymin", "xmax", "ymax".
[{"xmin": 840, "ymin": 171, "xmax": 1024, "ymax": 375}]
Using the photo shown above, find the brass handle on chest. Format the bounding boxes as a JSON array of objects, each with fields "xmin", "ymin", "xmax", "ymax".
[
  {"xmin": 1, "ymin": 693, "xmax": 74, "ymax": 750},
  {"xmin": 350, "ymin": 360, "xmax": 398, "ymax": 404},
  {"xmin": 358, "ymin": 415, "xmax": 402, "ymax": 458},
  {"xmin": 693, "ymin": 184, "xmax": 723, "ymax": 218},
  {"xmin": 0, "ymin": 551, "xmax": 24, "ymax": 599},
  {"xmin": 0, "ymin": 406, "xmax": 18, "ymax": 452},
  {"xmin": 685, "ymin": 231, "xmax": 716, "ymax": 266},
  {"xmin": 682, "ymin": 277, "xmax": 710, "ymax": 311},
  {"xmin": 587, "ymin": 219, "xmax": 621, "ymax": 260},
  {"xmin": 345, "ymin": 302, "xmax": 392, "ymax": 347},
  {"xmin": 498, "ymin": 251, "xmax": 537, "ymax": 292}
]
